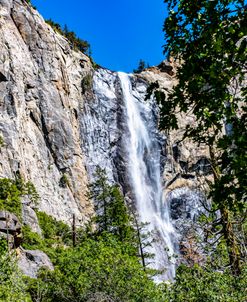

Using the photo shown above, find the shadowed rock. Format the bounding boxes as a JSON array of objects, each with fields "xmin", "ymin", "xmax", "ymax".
[
  {"xmin": 0, "ymin": 211, "xmax": 22, "ymax": 248},
  {"xmin": 18, "ymin": 248, "xmax": 54, "ymax": 278}
]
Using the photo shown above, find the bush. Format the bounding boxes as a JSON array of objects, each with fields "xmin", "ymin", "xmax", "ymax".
[
  {"xmin": 37, "ymin": 212, "xmax": 72, "ymax": 245},
  {"xmin": 0, "ymin": 178, "xmax": 39, "ymax": 219},
  {"xmin": 0, "ymin": 249, "xmax": 31, "ymax": 301},
  {"xmin": 81, "ymin": 74, "xmax": 93, "ymax": 94},
  {"xmin": 21, "ymin": 212, "xmax": 73, "ymax": 266},
  {"xmin": 21, "ymin": 225, "xmax": 44, "ymax": 250},
  {"xmin": 59, "ymin": 174, "xmax": 70, "ymax": 188},
  {"xmin": 32, "ymin": 234, "xmax": 164, "ymax": 302},
  {"xmin": 0, "ymin": 179, "xmax": 23, "ymax": 218},
  {"xmin": 163, "ymin": 264, "xmax": 247, "ymax": 302},
  {"xmin": 0, "ymin": 136, "xmax": 4, "ymax": 148}
]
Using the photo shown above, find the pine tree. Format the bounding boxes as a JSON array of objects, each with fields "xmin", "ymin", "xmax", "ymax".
[
  {"xmin": 133, "ymin": 59, "xmax": 149, "ymax": 73},
  {"xmin": 89, "ymin": 167, "xmax": 135, "ymax": 245}
]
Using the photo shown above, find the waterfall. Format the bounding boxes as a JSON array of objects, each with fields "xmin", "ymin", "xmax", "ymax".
[
  {"xmin": 118, "ymin": 72, "xmax": 177, "ymax": 280},
  {"xmin": 81, "ymin": 69, "xmax": 178, "ymax": 281}
]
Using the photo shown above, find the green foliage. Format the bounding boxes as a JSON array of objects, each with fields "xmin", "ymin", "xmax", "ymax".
[
  {"xmin": 24, "ymin": 181, "xmax": 39, "ymax": 205},
  {"xmin": 89, "ymin": 167, "xmax": 136, "ymax": 246},
  {"xmin": 162, "ymin": 0, "xmax": 247, "ymax": 205},
  {"xmin": 45, "ymin": 19, "xmax": 62, "ymax": 33},
  {"xmin": 0, "ymin": 178, "xmax": 23, "ymax": 218},
  {"xmin": 22, "ymin": 211, "xmax": 72, "ymax": 257},
  {"xmin": 0, "ymin": 238, "xmax": 8, "ymax": 254},
  {"xmin": 59, "ymin": 173, "xmax": 69, "ymax": 188},
  {"xmin": 20, "ymin": 211, "xmax": 73, "ymax": 271},
  {"xmin": 89, "ymin": 167, "xmax": 158, "ymax": 270},
  {"xmin": 30, "ymin": 234, "xmax": 164, "ymax": 302},
  {"xmin": 81, "ymin": 73, "xmax": 93, "ymax": 94},
  {"xmin": 106, "ymin": 185, "xmax": 135, "ymax": 242},
  {"xmin": 161, "ymin": 0, "xmax": 247, "ymax": 273},
  {"xmin": 133, "ymin": 59, "xmax": 149, "ymax": 73},
  {"xmin": 25, "ymin": 170, "xmax": 163, "ymax": 301},
  {"xmin": 164, "ymin": 264, "xmax": 247, "ymax": 302},
  {"xmin": 0, "ymin": 251, "xmax": 31, "ymax": 301},
  {"xmin": 45, "ymin": 20, "xmax": 90, "ymax": 55},
  {"xmin": 21, "ymin": 225, "xmax": 44, "ymax": 250},
  {"xmin": 0, "ymin": 178, "xmax": 39, "ymax": 219},
  {"xmin": 0, "ymin": 136, "xmax": 4, "ymax": 149},
  {"xmin": 37, "ymin": 211, "xmax": 72, "ymax": 247}
]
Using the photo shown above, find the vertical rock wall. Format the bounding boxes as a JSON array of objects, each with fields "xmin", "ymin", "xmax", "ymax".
[{"xmin": 0, "ymin": 0, "xmax": 93, "ymax": 224}]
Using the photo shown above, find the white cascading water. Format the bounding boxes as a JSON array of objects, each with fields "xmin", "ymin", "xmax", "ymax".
[{"xmin": 118, "ymin": 72, "xmax": 177, "ymax": 280}]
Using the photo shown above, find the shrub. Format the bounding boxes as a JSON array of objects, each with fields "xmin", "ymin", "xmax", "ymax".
[
  {"xmin": 0, "ymin": 178, "xmax": 23, "ymax": 218},
  {"xmin": 0, "ymin": 249, "xmax": 31, "ymax": 301},
  {"xmin": 32, "ymin": 234, "xmax": 165, "ymax": 302},
  {"xmin": 0, "ymin": 178, "xmax": 39, "ymax": 219},
  {"xmin": 163, "ymin": 264, "xmax": 247, "ymax": 302},
  {"xmin": 59, "ymin": 174, "xmax": 69, "ymax": 188},
  {"xmin": 0, "ymin": 135, "xmax": 4, "ymax": 148},
  {"xmin": 21, "ymin": 225, "xmax": 44, "ymax": 250},
  {"xmin": 36, "ymin": 211, "xmax": 72, "ymax": 247},
  {"xmin": 81, "ymin": 73, "xmax": 93, "ymax": 94}
]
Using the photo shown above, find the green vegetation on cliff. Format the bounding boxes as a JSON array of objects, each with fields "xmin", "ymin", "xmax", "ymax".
[
  {"xmin": 0, "ymin": 178, "xmax": 38, "ymax": 219},
  {"xmin": 0, "ymin": 239, "xmax": 31, "ymax": 302},
  {"xmin": 45, "ymin": 19, "xmax": 91, "ymax": 55}
]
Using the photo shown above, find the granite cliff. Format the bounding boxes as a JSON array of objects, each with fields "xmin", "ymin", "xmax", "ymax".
[{"xmin": 0, "ymin": 0, "xmax": 93, "ymax": 226}]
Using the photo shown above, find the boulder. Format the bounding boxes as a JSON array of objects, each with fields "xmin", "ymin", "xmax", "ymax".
[
  {"xmin": 0, "ymin": 210, "xmax": 22, "ymax": 248},
  {"xmin": 22, "ymin": 201, "xmax": 42, "ymax": 235},
  {"xmin": 18, "ymin": 248, "xmax": 54, "ymax": 278},
  {"xmin": 157, "ymin": 61, "xmax": 175, "ymax": 76}
]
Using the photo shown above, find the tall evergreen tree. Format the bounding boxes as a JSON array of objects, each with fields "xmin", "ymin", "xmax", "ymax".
[{"xmin": 89, "ymin": 167, "xmax": 136, "ymax": 245}]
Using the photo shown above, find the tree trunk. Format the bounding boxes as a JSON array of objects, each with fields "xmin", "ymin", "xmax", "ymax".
[
  {"xmin": 132, "ymin": 213, "xmax": 146, "ymax": 271},
  {"xmin": 220, "ymin": 207, "xmax": 241, "ymax": 275},
  {"xmin": 209, "ymin": 146, "xmax": 241, "ymax": 275}
]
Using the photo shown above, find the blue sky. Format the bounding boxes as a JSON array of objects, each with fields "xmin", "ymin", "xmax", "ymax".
[{"xmin": 32, "ymin": 0, "xmax": 168, "ymax": 72}]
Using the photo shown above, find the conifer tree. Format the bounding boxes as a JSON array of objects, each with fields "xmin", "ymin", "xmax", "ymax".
[{"xmin": 89, "ymin": 167, "xmax": 136, "ymax": 245}]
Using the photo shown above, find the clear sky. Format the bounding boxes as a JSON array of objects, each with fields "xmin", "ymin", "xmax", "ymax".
[{"xmin": 32, "ymin": 0, "xmax": 168, "ymax": 72}]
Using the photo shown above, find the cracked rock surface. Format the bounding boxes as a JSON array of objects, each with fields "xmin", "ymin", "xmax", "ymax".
[{"xmin": 0, "ymin": 0, "xmax": 93, "ymax": 224}]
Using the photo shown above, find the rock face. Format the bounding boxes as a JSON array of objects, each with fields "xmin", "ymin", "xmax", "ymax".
[
  {"xmin": 22, "ymin": 198, "xmax": 42, "ymax": 235},
  {"xmin": 0, "ymin": 0, "xmax": 209, "ymax": 224},
  {"xmin": 80, "ymin": 69, "xmax": 120, "ymax": 183},
  {"xmin": 0, "ymin": 0, "xmax": 93, "ymax": 224},
  {"xmin": 18, "ymin": 248, "xmax": 54, "ymax": 278}
]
